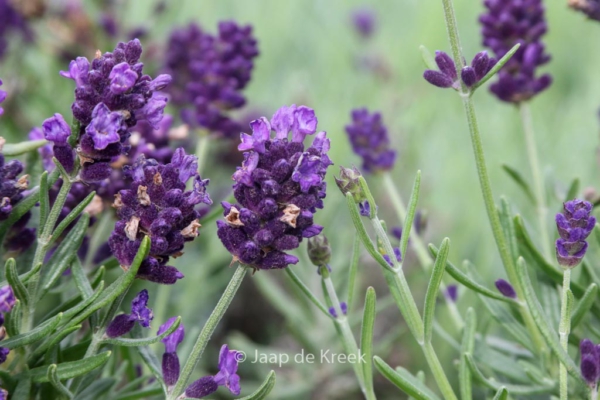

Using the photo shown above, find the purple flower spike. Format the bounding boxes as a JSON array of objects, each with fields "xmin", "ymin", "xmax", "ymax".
[
  {"xmin": 109, "ymin": 62, "xmax": 138, "ymax": 94},
  {"xmin": 480, "ymin": 0, "xmax": 551, "ymax": 103},
  {"xmin": 158, "ymin": 317, "xmax": 185, "ymax": 386},
  {"xmin": 555, "ymin": 199, "xmax": 595, "ymax": 268},
  {"xmin": 106, "ymin": 289, "xmax": 154, "ymax": 338},
  {"xmin": 0, "ymin": 286, "xmax": 15, "ymax": 313},
  {"xmin": 163, "ymin": 21, "xmax": 258, "ymax": 139},
  {"xmin": 580, "ymin": 339, "xmax": 600, "ymax": 386},
  {"xmin": 345, "ymin": 108, "xmax": 396, "ymax": 173},
  {"xmin": 109, "ymin": 149, "xmax": 210, "ymax": 285},
  {"xmin": 217, "ymin": 106, "xmax": 331, "ymax": 271},
  {"xmin": 214, "ymin": 345, "xmax": 241, "ymax": 396},
  {"xmin": 495, "ymin": 279, "xmax": 517, "ymax": 299},
  {"xmin": 185, "ymin": 376, "xmax": 219, "ymax": 398}
]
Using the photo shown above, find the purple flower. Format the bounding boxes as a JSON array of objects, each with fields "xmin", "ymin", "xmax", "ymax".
[
  {"xmin": 351, "ymin": 7, "xmax": 377, "ymax": 39},
  {"xmin": 106, "ymin": 289, "xmax": 153, "ymax": 338},
  {"xmin": 445, "ymin": 285, "xmax": 458, "ymax": 302},
  {"xmin": 217, "ymin": 105, "xmax": 332, "ymax": 270},
  {"xmin": 163, "ymin": 21, "xmax": 259, "ymax": 139},
  {"xmin": 480, "ymin": 0, "xmax": 552, "ymax": 103},
  {"xmin": 569, "ymin": 0, "xmax": 600, "ymax": 21},
  {"xmin": 29, "ymin": 127, "xmax": 55, "ymax": 171},
  {"xmin": 0, "ymin": 154, "xmax": 28, "ymax": 221},
  {"xmin": 0, "ymin": 79, "xmax": 6, "ymax": 116},
  {"xmin": 423, "ymin": 50, "xmax": 496, "ymax": 89},
  {"xmin": 329, "ymin": 302, "xmax": 348, "ymax": 318},
  {"xmin": 0, "ymin": 286, "xmax": 15, "ymax": 313},
  {"xmin": 128, "ymin": 114, "xmax": 178, "ymax": 164},
  {"xmin": 42, "ymin": 113, "xmax": 75, "ymax": 172},
  {"xmin": 158, "ymin": 317, "xmax": 184, "ymax": 386},
  {"xmin": 213, "ymin": 345, "xmax": 241, "ymax": 395},
  {"xmin": 495, "ymin": 279, "xmax": 517, "ymax": 299},
  {"xmin": 185, "ymin": 377, "xmax": 218, "ymax": 398},
  {"xmin": 580, "ymin": 339, "xmax": 600, "ymax": 386},
  {"xmin": 108, "ymin": 149, "xmax": 211, "ymax": 284},
  {"xmin": 555, "ymin": 199, "xmax": 595, "ymax": 268},
  {"xmin": 61, "ymin": 39, "xmax": 171, "ymax": 182},
  {"xmin": 345, "ymin": 108, "xmax": 396, "ymax": 173}
]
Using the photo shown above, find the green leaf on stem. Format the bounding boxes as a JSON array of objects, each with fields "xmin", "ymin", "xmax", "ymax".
[
  {"xmin": 428, "ymin": 245, "xmax": 517, "ymax": 304},
  {"xmin": 102, "ymin": 316, "xmax": 182, "ymax": 347},
  {"xmin": 39, "ymin": 171, "xmax": 50, "ymax": 230},
  {"xmin": 358, "ymin": 176, "xmax": 377, "ymax": 219},
  {"xmin": 61, "ymin": 281, "xmax": 105, "ymax": 322},
  {"xmin": 2, "ymin": 313, "xmax": 62, "ymax": 350},
  {"xmin": 360, "ymin": 287, "xmax": 377, "ymax": 397},
  {"xmin": 374, "ymin": 356, "xmax": 441, "ymax": 400},
  {"xmin": 419, "ymin": 45, "xmax": 438, "ymax": 70},
  {"xmin": 472, "ymin": 43, "xmax": 520, "ymax": 91},
  {"xmin": 501, "ymin": 165, "xmax": 534, "ymax": 204},
  {"xmin": 47, "ymin": 364, "xmax": 74, "ymax": 399},
  {"xmin": 515, "ymin": 257, "xmax": 584, "ymax": 384},
  {"xmin": 135, "ymin": 343, "xmax": 165, "ymax": 391},
  {"xmin": 498, "ymin": 197, "xmax": 518, "ymax": 262},
  {"xmin": 12, "ymin": 375, "xmax": 32, "ymax": 400},
  {"xmin": 492, "ymin": 387, "xmax": 509, "ymax": 400},
  {"xmin": 6, "ymin": 299, "xmax": 21, "ymax": 337},
  {"xmin": 50, "ymin": 192, "xmax": 95, "ymax": 245},
  {"xmin": 28, "ymin": 325, "xmax": 82, "ymax": 365},
  {"xmin": 347, "ymin": 233, "xmax": 361, "ymax": 311},
  {"xmin": 238, "ymin": 370, "xmax": 276, "ymax": 400},
  {"xmin": 400, "ymin": 171, "xmax": 421, "ymax": 262},
  {"xmin": 0, "ymin": 262, "xmax": 41, "ymax": 289},
  {"xmin": 423, "ymin": 238, "xmax": 449, "ymax": 342},
  {"xmin": 2, "ymin": 140, "xmax": 49, "ymax": 156},
  {"xmin": 459, "ymin": 308, "xmax": 476, "ymax": 400},
  {"xmin": 465, "ymin": 354, "xmax": 555, "ymax": 394},
  {"xmin": 24, "ymin": 351, "xmax": 111, "ymax": 383},
  {"xmin": 6, "ymin": 258, "xmax": 30, "ymax": 306},
  {"xmin": 571, "ymin": 283, "xmax": 598, "ymax": 329}
]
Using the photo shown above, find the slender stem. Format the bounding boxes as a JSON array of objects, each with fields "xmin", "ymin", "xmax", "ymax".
[
  {"xmin": 347, "ymin": 233, "xmax": 361, "ymax": 311},
  {"xmin": 168, "ymin": 265, "xmax": 247, "ymax": 400},
  {"xmin": 559, "ymin": 268, "xmax": 571, "ymax": 400},
  {"xmin": 519, "ymin": 102, "xmax": 551, "ymax": 259},
  {"xmin": 438, "ymin": 0, "xmax": 547, "ymax": 357},
  {"xmin": 319, "ymin": 266, "xmax": 371, "ymax": 399},
  {"xmin": 591, "ymin": 385, "xmax": 598, "ymax": 400},
  {"xmin": 195, "ymin": 130, "xmax": 210, "ymax": 176},
  {"xmin": 422, "ymin": 341, "xmax": 457, "ymax": 400},
  {"xmin": 382, "ymin": 173, "xmax": 463, "ymax": 331}
]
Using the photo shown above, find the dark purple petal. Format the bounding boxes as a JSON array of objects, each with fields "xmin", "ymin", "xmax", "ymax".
[
  {"xmin": 106, "ymin": 314, "xmax": 136, "ymax": 338},
  {"xmin": 434, "ymin": 51, "xmax": 457, "ymax": 80},
  {"xmin": 495, "ymin": 279, "xmax": 517, "ymax": 298},
  {"xmin": 158, "ymin": 317, "xmax": 184, "ymax": 353},
  {"xmin": 130, "ymin": 289, "xmax": 153, "ymax": 328},
  {"xmin": 185, "ymin": 376, "xmax": 219, "ymax": 399},
  {"xmin": 423, "ymin": 70, "xmax": 454, "ymax": 88},
  {"xmin": 162, "ymin": 352, "xmax": 180, "ymax": 386}
]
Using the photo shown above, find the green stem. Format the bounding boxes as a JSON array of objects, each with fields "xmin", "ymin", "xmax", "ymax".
[
  {"xmin": 320, "ymin": 267, "xmax": 370, "ymax": 399},
  {"xmin": 591, "ymin": 386, "xmax": 598, "ymax": 400},
  {"xmin": 559, "ymin": 268, "xmax": 571, "ymax": 400},
  {"xmin": 168, "ymin": 265, "xmax": 247, "ymax": 400},
  {"xmin": 382, "ymin": 173, "xmax": 463, "ymax": 331},
  {"xmin": 519, "ymin": 102, "xmax": 551, "ymax": 259},
  {"xmin": 195, "ymin": 130, "xmax": 210, "ymax": 176}
]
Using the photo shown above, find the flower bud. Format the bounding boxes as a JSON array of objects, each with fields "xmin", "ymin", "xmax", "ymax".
[
  {"xmin": 307, "ymin": 234, "xmax": 331, "ymax": 267},
  {"xmin": 335, "ymin": 166, "xmax": 366, "ymax": 203}
]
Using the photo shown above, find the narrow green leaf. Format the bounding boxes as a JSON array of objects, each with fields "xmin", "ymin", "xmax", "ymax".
[
  {"xmin": 500, "ymin": 165, "xmax": 535, "ymax": 204},
  {"xmin": 39, "ymin": 171, "xmax": 50, "ymax": 229},
  {"xmin": 498, "ymin": 197, "xmax": 518, "ymax": 262},
  {"xmin": 2, "ymin": 313, "xmax": 62, "ymax": 350},
  {"xmin": 459, "ymin": 308, "xmax": 476, "ymax": 400},
  {"xmin": 564, "ymin": 178, "xmax": 580, "ymax": 204},
  {"xmin": 238, "ymin": 370, "xmax": 277, "ymax": 400},
  {"xmin": 114, "ymin": 386, "xmax": 163, "ymax": 400},
  {"xmin": 12, "ymin": 375, "xmax": 31, "ymax": 400},
  {"xmin": 429, "ymin": 245, "xmax": 516, "ymax": 304},
  {"xmin": 2, "ymin": 139, "xmax": 49, "ymax": 156},
  {"xmin": 135, "ymin": 344, "xmax": 165, "ymax": 390},
  {"xmin": 477, "ymin": 293, "xmax": 533, "ymax": 351},
  {"xmin": 419, "ymin": 45, "xmax": 438, "ymax": 70},
  {"xmin": 6, "ymin": 258, "xmax": 30, "ymax": 306},
  {"xmin": 473, "ymin": 43, "xmax": 520, "ymax": 90},
  {"xmin": 492, "ymin": 387, "xmax": 508, "ymax": 400},
  {"xmin": 400, "ymin": 171, "xmax": 421, "ymax": 262},
  {"xmin": 6, "ymin": 299, "xmax": 21, "ymax": 337},
  {"xmin": 0, "ymin": 262, "xmax": 42, "ymax": 289},
  {"xmin": 466, "ymin": 354, "xmax": 554, "ymax": 394},
  {"xmin": 47, "ymin": 364, "xmax": 74, "ymax": 399},
  {"xmin": 515, "ymin": 257, "xmax": 584, "ymax": 384},
  {"xmin": 358, "ymin": 176, "xmax": 377, "ymax": 219},
  {"xmin": 28, "ymin": 324, "xmax": 82, "ymax": 365},
  {"xmin": 39, "ymin": 214, "xmax": 89, "ymax": 301},
  {"xmin": 374, "ymin": 356, "xmax": 441, "ymax": 400},
  {"xmin": 52, "ymin": 156, "xmax": 72, "ymax": 180},
  {"xmin": 76, "ymin": 378, "xmax": 116, "ymax": 400},
  {"xmin": 424, "ymin": 238, "xmax": 449, "ymax": 342},
  {"xmin": 25, "ymin": 351, "xmax": 111, "ymax": 383},
  {"xmin": 50, "ymin": 192, "xmax": 95, "ymax": 244},
  {"xmin": 102, "ymin": 316, "xmax": 181, "ymax": 347},
  {"xmin": 61, "ymin": 282, "xmax": 104, "ymax": 322},
  {"xmin": 360, "ymin": 287, "xmax": 377, "ymax": 397},
  {"xmin": 571, "ymin": 283, "xmax": 598, "ymax": 329},
  {"xmin": 284, "ymin": 268, "xmax": 331, "ymax": 319},
  {"xmin": 71, "ymin": 257, "xmax": 94, "ymax": 299},
  {"xmin": 347, "ymin": 233, "xmax": 361, "ymax": 310}
]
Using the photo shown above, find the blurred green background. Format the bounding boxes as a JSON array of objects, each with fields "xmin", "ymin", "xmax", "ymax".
[{"xmin": 0, "ymin": 0, "xmax": 598, "ymax": 398}]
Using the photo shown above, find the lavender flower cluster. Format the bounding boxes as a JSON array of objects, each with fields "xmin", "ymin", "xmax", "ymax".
[
  {"xmin": 480, "ymin": 0, "xmax": 552, "ymax": 102},
  {"xmin": 217, "ymin": 105, "xmax": 332, "ymax": 270},
  {"xmin": 163, "ymin": 21, "xmax": 259, "ymax": 139},
  {"xmin": 108, "ymin": 148, "xmax": 211, "ymax": 284},
  {"xmin": 345, "ymin": 108, "xmax": 396, "ymax": 173},
  {"xmin": 423, "ymin": 51, "xmax": 496, "ymax": 89},
  {"xmin": 581, "ymin": 339, "xmax": 600, "ymax": 387}
]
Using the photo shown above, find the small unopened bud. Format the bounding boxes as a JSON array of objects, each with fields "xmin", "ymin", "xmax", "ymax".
[
  {"xmin": 495, "ymin": 279, "xmax": 517, "ymax": 299},
  {"xmin": 308, "ymin": 234, "xmax": 331, "ymax": 267},
  {"xmin": 335, "ymin": 166, "xmax": 366, "ymax": 203}
]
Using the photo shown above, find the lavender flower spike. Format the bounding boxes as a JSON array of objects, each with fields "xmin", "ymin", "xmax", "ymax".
[
  {"xmin": 217, "ymin": 105, "xmax": 332, "ymax": 270},
  {"xmin": 495, "ymin": 279, "xmax": 517, "ymax": 299},
  {"xmin": 105, "ymin": 289, "xmax": 153, "ymax": 338},
  {"xmin": 158, "ymin": 317, "xmax": 185, "ymax": 386},
  {"xmin": 108, "ymin": 148, "xmax": 211, "ymax": 285},
  {"xmin": 345, "ymin": 108, "xmax": 396, "ymax": 173},
  {"xmin": 580, "ymin": 339, "xmax": 600, "ymax": 386},
  {"xmin": 555, "ymin": 199, "xmax": 595, "ymax": 268},
  {"xmin": 480, "ymin": 0, "xmax": 552, "ymax": 103}
]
